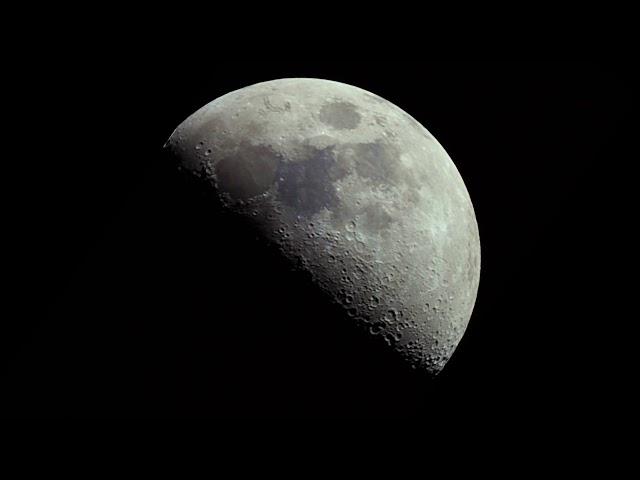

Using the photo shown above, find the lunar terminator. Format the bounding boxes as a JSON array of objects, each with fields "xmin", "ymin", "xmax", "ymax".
[{"xmin": 165, "ymin": 78, "xmax": 480, "ymax": 375}]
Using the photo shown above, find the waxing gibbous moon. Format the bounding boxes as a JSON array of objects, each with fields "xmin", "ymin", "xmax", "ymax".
[{"xmin": 164, "ymin": 78, "xmax": 480, "ymax": 375}]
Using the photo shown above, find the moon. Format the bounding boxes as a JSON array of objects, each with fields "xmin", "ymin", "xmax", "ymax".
[{"xmin": 164, "ymin": 78, "xmax": 480, "ymax": 375}]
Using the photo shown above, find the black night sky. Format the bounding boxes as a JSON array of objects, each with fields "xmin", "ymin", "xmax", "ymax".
[{"xmin": 4, "ymin": 61, "xmax": 630, "ymax": 419}]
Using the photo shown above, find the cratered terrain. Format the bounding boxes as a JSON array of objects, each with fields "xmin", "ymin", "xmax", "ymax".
[{"xmin": 164, "ymin": 78, "xmax": 480, "ymax": 376}]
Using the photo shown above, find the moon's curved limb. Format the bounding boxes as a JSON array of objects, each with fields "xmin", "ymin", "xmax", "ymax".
[{"xmin": 165, "ymin": 78, "xmax": 480, "ymax": 375}]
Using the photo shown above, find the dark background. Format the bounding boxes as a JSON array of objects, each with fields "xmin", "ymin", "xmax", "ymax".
[{"xmin": 3, "ymin": 61, "xmax": 630, "ymax": 418}]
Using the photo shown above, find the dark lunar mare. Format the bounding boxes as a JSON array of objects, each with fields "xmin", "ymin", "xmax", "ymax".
[{"xmin": 275, "ymin": 145, "xmax": 346, "ymax": 217}]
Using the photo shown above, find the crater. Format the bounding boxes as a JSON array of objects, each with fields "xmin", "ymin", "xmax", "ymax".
[
  {"xmin": 194, "ymin": 116, "xmax": 230, "ymax": 148},
  {"xmin": 319, "ymin": 101, "xmax": 361, "ymax": 130}
]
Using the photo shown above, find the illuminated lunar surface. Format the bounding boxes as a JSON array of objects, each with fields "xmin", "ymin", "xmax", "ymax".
[{"xmin": 164, "ymin": 78, "xmax": 480, "ymax": 375}]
